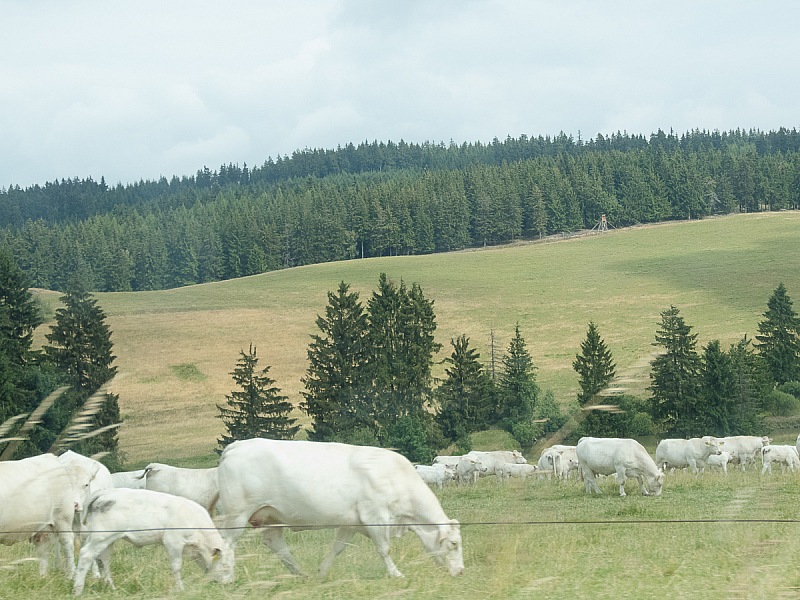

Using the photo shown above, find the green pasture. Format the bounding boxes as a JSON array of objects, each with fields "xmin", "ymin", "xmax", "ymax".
[
  {"xmin": 4, "ymin": 464, "xmax": 800, "ymax": 599},
  {"xmin": 30, "ymin": 211, "xmax": 800, "ymax": 462}
]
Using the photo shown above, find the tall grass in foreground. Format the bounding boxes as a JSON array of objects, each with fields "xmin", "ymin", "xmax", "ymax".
[{"xmin": 4, "ymin": 467, "xmax": 800, "ymax": 599}]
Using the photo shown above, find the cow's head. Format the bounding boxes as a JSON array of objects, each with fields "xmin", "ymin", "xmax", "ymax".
[
  {"xmin": 206, "ymin": 540, "xmax": 235, "ymax": 584},
  {"xmin": 434, "ymin": 519, "xmax": 464, "ymax": 576}
]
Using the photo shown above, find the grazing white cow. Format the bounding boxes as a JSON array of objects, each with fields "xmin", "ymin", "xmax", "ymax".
[
  {"xmin": 706, "ymin": 451, "xmax": 732, "ymax": 474},
  {"xmin": 654, "ymin": 436, "xmax": 722, "ymax": 474},
  {"xmin": 111, "ymin": 469, "xmax": 147, "ymax": 489},
  {"xmin": 216, "ymin": 439, "xmax": 464, "ymax": 579},
  {"xmin": 576, "ymin": 437, "xmax": 664, "ymax": 497},
  {"xmin": 73, "ymin": 488, "xmax": 234, "ymax": 595},
  {"xmin": 0, "ymin": 453, "xmax": 98, "ymax": 577},
  {"xmin": 761, "ymin": 445, "xmax": 800, "ymax": 474},
  {"xmin": 465, "ymin": 450, "xmax": 526, "ymax": 479},
  {"xmin": 718, "ymin": 436, "xmax": 771, "ymax": 471},
  {"xmin": 415, "ymin": 464, "xmax": 455, "ymax": 489},
  {"xmin": 143, "ymin": 463, "xmax": 219, "ymax": 513},
  {"xmin": 455, "ymin": 455, "xmax": 488, "ymax": 484}
]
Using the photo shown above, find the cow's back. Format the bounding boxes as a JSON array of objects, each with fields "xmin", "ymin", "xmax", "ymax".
[{"xmin": 577, "ymin": 437, "xmax": 647, "ymax": 474}]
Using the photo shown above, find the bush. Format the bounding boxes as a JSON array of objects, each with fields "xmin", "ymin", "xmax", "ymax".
[
  {"xmin": 386, "ymin": 416, "xmax": 435, "ymax": 464},
  {"xmin": 764, "ymin": 389, "xmax": 800, "ymax": 416},
  {"xmin": 510, "ymin": 420, "xmax": 539, "ymax": 450},
  {"xmin": 778, "ymin": 381, "xmax": 800, "ymax": 400}
]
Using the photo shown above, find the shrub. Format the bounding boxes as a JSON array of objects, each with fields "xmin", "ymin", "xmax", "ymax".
[
  {"xmin": 764, "ymin": 389, "xmax": 800, "ymax": 416},
  {"xmin": 778, "ymin": 381, "xmax": 800, "ymax": 400}
]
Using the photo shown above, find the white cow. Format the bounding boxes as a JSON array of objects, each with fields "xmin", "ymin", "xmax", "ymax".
[
  {"xmin": 73, "ymin": 488, "xmax": 234, "ymax": 595},
  {"xmin": 455, "ymin": 455, "xmax": 488, "ymax": 484},
  {"xmin": 706, "ymin": 451, "xmax": 732, "ymax": 474},
  {"xmin": 761, "ymin": 445, "xmax": 800, "ymax": 474},
  {"xmin": 216, "ymin": 439, "xmax": 464, "ymax": 578},
  {"xmin": 497, "ymin": 463, "xmax": 538, "ymax": 479},
  {"xmin": 143, "ymin": 463, "xmax": 219, "ymax": 513},
  {"xmin": 718, "ymin": 436, "xmax": 771, "ymax": 471},
  {"xmin": 796, "ymin": 433, "xmax": 800, "ymax": 459},
  {"xmin": 466, "ymin": 450, "xmax": 526, "ymax": 479},
  {"xmin": 111, "ymin": 469, "xmax": 147, "ymax": 489},
  {"xmin": 654, "ymin": 436, "xmax": 722, "ymax": 474},
  {"xmin": 548, "ymin": 445, "xmax": 579, "ymax": 479},
  {"xmin": 0, "ymin": 453, "xmax": 98, "ymax": 577},
  {"xmin": 415, "ymin": 464, "xmax": 455, "ymax": 489},
  {"xmin": 536, "ymin": 448, "xmax": 561, "ymax": 479},
  {"xmin": 576, "ymin": 437, "xmax": 664, "ymax": 497},
  {"xmin": 432, "ymin": 455, "xmax": 462, "ymax": 469}
]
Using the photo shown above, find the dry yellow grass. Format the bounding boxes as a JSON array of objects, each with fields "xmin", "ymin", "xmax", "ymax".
[{"xmin": 31, "ymin": 212, "xmax": 800, "ymax": 465}]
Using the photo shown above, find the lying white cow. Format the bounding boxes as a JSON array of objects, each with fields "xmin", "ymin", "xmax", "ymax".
[
  {"xmin": 0, "ymin": 453, "xmax": 98, "ymax": 577},
  {"xmin": 143, "ymin": 463, "xmax": 219, "ymax": 513},
  {"xmin": 73, "ymin": 488, "xmax": 234, "ymax": 595},
  {"xmin": 654, "ymin": 436, "xmax": 722, "ymax": 474},
  {"xmin": 466, "ymin": 450, "xmax": 526, "ymax": 479},
  {"xmin": 718, "ymin": 436, "xmax": 771, "ymax": 471},
  {"xmin": 761, "ymin": 445, "xmax": 800, "ymax": 474},
  {"xmin": 111, "ymin": 469, "xmax": 146, "ymax": 489},
  {"xmin": 576, "ymin": 437, "xmax": 664, "ymax": 497},
  {"xmin": 497, "ymin": 463, "xmax": 538, "ymax": 478},
  {"xmin": 217, "ymin": 439, "xmax": 464, "ymax": 578},
  {"xmin": 706, "ymin": 451, "xmax": 732, "ymax": 474},
  {"xmin": 415, "ymin": 464, "xmax": 455, "ymax": 489}
]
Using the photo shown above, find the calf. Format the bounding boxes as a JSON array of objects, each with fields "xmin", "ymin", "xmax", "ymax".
[
  {"xmin": 706, "ymin": 451, "xmax": 732, "ymax": 475},
  {"xmin": 73, "ymin": 488, "xmax": 234, "ymax": 595},
  {"xmin": 761, "ymin": 445, "xmax": 800, "ymax": 474},
  {"xmin": 415, "ymin": 464, "xmax": 455, "ymax": 489}
]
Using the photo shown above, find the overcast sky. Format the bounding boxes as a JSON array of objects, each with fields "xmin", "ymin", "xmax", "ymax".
[{"xmin": 2, "ymin": 1, "xmax": 798, "ymax": 188}]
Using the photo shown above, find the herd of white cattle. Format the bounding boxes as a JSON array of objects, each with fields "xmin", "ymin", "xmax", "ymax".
[
  {"xmin": 3, "ymin": 433, "xmax": 799, "ymax": 594},
  {"xmin": 1, "ymin": 438, "xmax": 464, "ymax": 595}
]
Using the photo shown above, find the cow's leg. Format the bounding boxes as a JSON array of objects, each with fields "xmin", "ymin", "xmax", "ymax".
[
  {"xmin": 97, "ymin": 546, "xmax": 115, "ymax": 590},
  {"xmin": 262, "ymin": 527, "xmax": 305, "ymax": 575},
  {"xmin": 762, "ymin": 460, "xmax": 770, "ymax": 475},
  {"xmin": 614, "ymin": 468, "xmax": 627, "ymax": 496},
  {"xmin": 583, "ymin": 469, "xmax": 601, "ymax": 494},
  {"xmin": 365, "ymin": 525, "xmax": 403, "ymax": 577},
  {"xmin": 164, "ymin": 541, "xmax": 185, "ymax": 592},
  {"xmin": 56, "ymin": 528, "xmax": 77, "ymax": 578},
  {"xmin": 74, "ymin": 537, "xmax": 106, "ymax": 595},
  {"xmin": 32, "ymin": 530, "xmax": 52, "ymax": 576},
  {"xmin": 319, "ymin": 527, "xmax": 356, "ymax": 577}
]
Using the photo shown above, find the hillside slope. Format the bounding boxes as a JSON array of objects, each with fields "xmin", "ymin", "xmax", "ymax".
[{"xmin": 33, "ymin": 212, "xmax": 800, "ymax": 463}]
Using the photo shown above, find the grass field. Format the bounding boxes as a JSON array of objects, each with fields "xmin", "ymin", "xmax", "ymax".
[
  {"xmin": 30, "ymin": 211, "xmax": 800, "ymax": 464},
  {"xmin": 5, "ymin": 456, "xmax": 800, "ymax": 599}
]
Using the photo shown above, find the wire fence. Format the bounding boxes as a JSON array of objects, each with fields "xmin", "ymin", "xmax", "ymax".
[{"xmin": 5, "ymin": 517, "xmax": 800, "ymax": 537}]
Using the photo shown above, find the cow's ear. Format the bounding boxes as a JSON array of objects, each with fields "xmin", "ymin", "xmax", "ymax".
[{"xmin": 212, "ymin": 548, "xmax": 221, "ymax": 561}]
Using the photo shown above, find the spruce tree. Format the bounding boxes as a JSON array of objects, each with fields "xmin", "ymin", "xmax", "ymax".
[
  {"xmin": 755, "ymin": 283, "xmax": 800, "ymax": 385},
  {"xmin": 218, "ymin": 343, "xmax": 299, "ymax": 451},
  {"xmin": 572, "ymin": 322, "xmax": 616, "ymax": 405},
  {"xmin": 649, "ymin": 305, "xmax": 702, "ymax": 436},
  {"xmin": 497, "ymin": 324, "xmax": 539, "ymax": 445},
  {"xmin": 300, "ymin": 281, "xmax": 372, "ymax": 441},
  {"xmin": 367, "ymin": 274, "xmax": 440, "ymax": 432},
  {"xmin": 435, "ymin": 335, "xmax": 494, "ymax": 443},
  {"xmin": 43, "ymin": 285, "xmax": 120, "ymax": 460},
  {"xmin": 697, "ymin": 339, "xmax": 737, "ymax": 436}
]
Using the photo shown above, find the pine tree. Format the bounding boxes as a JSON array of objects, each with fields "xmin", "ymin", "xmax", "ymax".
[
  {"xmin": 300, "ymin": 281, "xmax": 372, "ymax": 441},
  {"xmin": 217, "ymin": 343, "xmax": 299, "ymax": 451},
  {"xmin": 649, "ymin": 305, "xmax": 702, "ymax": 435},
  {"xmin": 435, "ymin": 335, "xmax": 494, "ymax": 442},
  {"xmin": 697, "ymin": 339, "xmax": 737, "ymax": 436},
  {"xmin": 42, "ymin": 284, "xmax": 120, "ymax": 459},
  {"xmin": 0, "ymin": 246, "xmax": 42, "ymax": 424},
  {"xmin": 572, "ymin": 322, "xmax": 616, "ymax": 405},
  {"xmin": 497, "ymin": 324, "xmax": 539, "ymax": 428},
  {"xmin": 367, "ymin": 273, "xmax": 440, "ymax": 433},
  {"xmin": 755, "ymin": 283, "xmax": 800, "ymax": 385}
]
